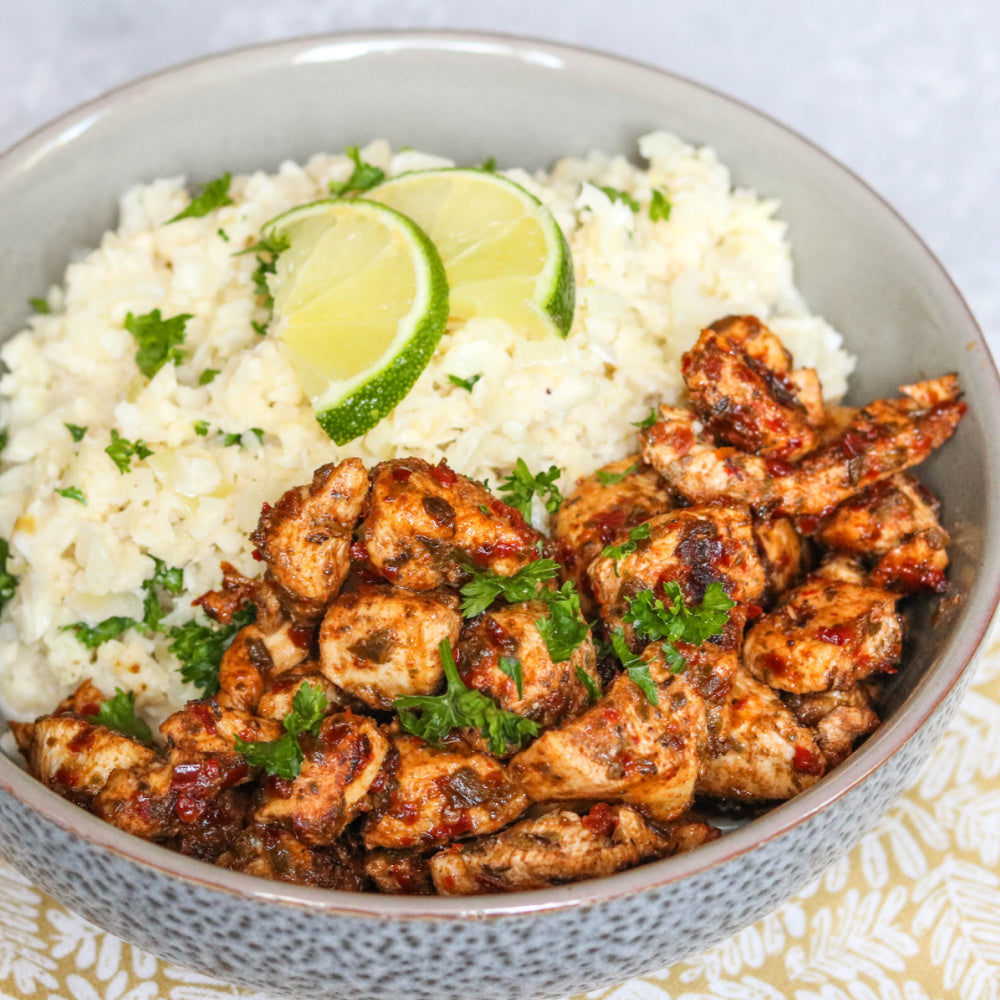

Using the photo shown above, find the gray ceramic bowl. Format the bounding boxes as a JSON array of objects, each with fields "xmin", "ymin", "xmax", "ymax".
[{"xmin": 1, "ymin": 30, "xmax": 998, "ymax": 1000}]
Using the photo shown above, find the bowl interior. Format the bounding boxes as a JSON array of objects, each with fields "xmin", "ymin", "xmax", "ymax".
[{"xmin": 1, "ymin": 30, "xmax": 999, "ymax": 915}]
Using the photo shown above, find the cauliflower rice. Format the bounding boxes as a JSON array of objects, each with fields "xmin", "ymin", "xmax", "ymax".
[{"xmin": 0, "ymin": 132, "xmax": 854, "ymax": 722}]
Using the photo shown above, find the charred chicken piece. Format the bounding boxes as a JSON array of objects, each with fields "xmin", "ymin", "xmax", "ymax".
[
  {"xmin": 251, "ymin": 458, "xmax": 369, "ymax": 624},
  {"xmin": 364, "ymin": 849, "xmax": 435, "ymax": 894},
  {"xmin": 216, "ymin": 620, "xmax": 313, "ymax": 713},
  {"xmin": 783, "ymin": 686, "xmax": 881, "ymax": 769},
  {"xmin": 363, "ymin": 457, "xmax": 540, "ymax": 590},
  {"xmin": 318, "ymin": 583, "xmax": 461, "ymax": 711},
  {"xmin": 753, "ymin": 516, "xmax": 806, "ymax": 605}
]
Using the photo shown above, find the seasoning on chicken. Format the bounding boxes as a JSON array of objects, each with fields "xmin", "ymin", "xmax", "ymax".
[
  {"xmin": 216, "ymin": 619, "xmax": 312, "ymax": 713},
  {"xmin": 318, "ymin": 583, "xmax": 461, "ymax": 710},
  {"xmin": 782, "ymin": 686, "xmax": 881, "ymax": 769},
  {"xmin": 364, "ymin": 849, "xmax": 435, "ymax": 894},
  {"xmin": 753, "ymin": 516, "xmax": 806, "ymax": 604},
  {"xmin": 255, "ymin": 665, "xmax": 342, "ymax": 722},
  {"xmin": 251, "ymin": 458, "xmax": 368, "ymax": 624},
  {"xmin": 363, "ymin": 457, "xmax": 540, "ymax": 590}
]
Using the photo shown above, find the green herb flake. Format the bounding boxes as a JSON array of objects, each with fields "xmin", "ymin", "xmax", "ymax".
[
  {"xmin": 497, "ymin": 656, "xmax": 524, "ymax": 699},
  {"xmin": 217, "ymin": 228, "xmax": 230, "ymax": 242},
  {"xmin": 459, "ymin": 557, "xmax": 560, "ymax": 618},
  {"xmin": 251, "ymin": 320, "xmax": 268, "ymax": 336},
  {"xmin": 395, "ymin": 640, "xmax": 539, "ymax": 755},
  {"xmin": 88, "ymin": 688, "xmax": 154, "ymax": 743},
  {"xmin": 62, "ymin": 616, "xmax": 138, "ymax": 650},
  {"xmin": 222, "ymin": 432, "xmax": 242, "ymax": 447},
  {"xmin": 193, "ymin": 420, "xmax": 210, "ymax": 437},
  {"xmin": 238, "ymin": 231, "xmax": 290, "ymax": 313},
  {"xmin": 631, "ymin": 407, "xmax": 658, "ymax": 430},
  {"xmin": 328, "ymin": 146, "xmax": 386, "ymax": 197},
  {"xmin": 125, "ymin": 309, "xmax": 192, "ymax": 379},
  {"xmin": 29, "ymin": 297, "xmax": 50, "ymax": 314},
  {"xmin": 105, "ymin": 430, "xmax": 153, "ymax": 474},
  {"xmin": 168, "ymin": 605, "xmax": 255, "ymax": 697},
  {"xmin": 610, "ymin": 628, "xmax": 659, "ymax": 704},
  {"xmin": 600, "ymin": 521, "xmax": 652, "ymax": 566},
  {"xmin": 64, "ymin": 423, "xmax": 87, "ymax": 442},
  {"xmin": 448, "ymin": 373, "xmax": 481, "ymax": 393},
  {"xmin": 250, "ymin": 427, "xmax": 264, "ymax": 443},
  {"xmin": 0, "ymin": 538, "xmax": 18, "ymax": 615},
  {"xmin": 479, "ymin": 156, "xmax": 497, "ymax": 172},
  {"xmin": 198, "ymin": 369, "xmax": 220, "ymax": 386},
  {"xmin": 649, "ymin": 188, "xmax": 672, "ymax": 222},
  {"xmin": 534, "ymin": 581, "xmax": 590, "ymax": 663},
  {"xmin": 55, "ymin": 486, "xmax": 86, "ymax": 504},
  {"xmin": 597, "ymin": 462, "xmax": 638, "ymax": 487},
  {"xmin": 598, "ymin": 185, "xmax": 639, "ymax": 212},
  {"xmin": 575, "ymin": 665, "xmax": 601, "ymax": 703},
  {"xmin": 167, "ymin": 172, "xmax": 234, "ymax": 223},
  {"xmin": 497, "ymin": 458, "xmax": 564, "ymax": 519}
]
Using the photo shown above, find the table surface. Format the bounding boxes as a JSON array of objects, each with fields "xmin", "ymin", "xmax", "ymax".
[{"xmin": 2, "ymin": 2, "xmax": 999, "ymax": 998}]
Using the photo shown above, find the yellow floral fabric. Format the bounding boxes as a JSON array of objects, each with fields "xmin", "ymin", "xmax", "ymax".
[{"xmin": 2, "ymin": 623, "xmax": 998, "ymax": 1000}]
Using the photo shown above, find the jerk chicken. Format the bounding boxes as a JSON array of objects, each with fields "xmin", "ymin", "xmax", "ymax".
[{"xmin": 11, "ymin": 315, "xmax": 964, "ymax": 895}]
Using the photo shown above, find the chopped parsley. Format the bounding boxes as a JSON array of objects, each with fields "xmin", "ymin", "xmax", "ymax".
[
  {"xmin": 599, "ymin": 185, "xmax": 639, "ymax": 212},
  {"xmin": 105, "ymin": 430, "xmax": 153, "ymax": 474},
  {"xmin": 0, "ymin": 429, "xmax": 6, "ymax": 455},
  {"xmin": 238, "ymin": 231, "xmax": 290, "ymax": 313},
  {"xmin": 497, "ymin": 458, "xmax": 564, "ymax": 519},
  {"xmin": 63, "ymin": 616, "xmax": 136, "ymax": 650},
  {"xmin": 459, "ymin": 557, "xmax": 560, "ymax": 617},
  {"xmin": 234, "ymin": 681, "xmax": 328, "ymax": 780},
  {"xmin": 479, "ymin": 156, "xmax": 497, "ymax": 172},
  {"xmin": 448, "ymin": 373, "xmax": 481, "ymax": 392},
  {"xmin": 167, "ymin": 172, "xmax": 234, "ymax": 223},
  {"xmin": 168, "ymin": 604, "xmax": 255, "ymax": 697},
  {"xmin": 88, "ymin": 688, "xmax": 154, "ymax": 744},
  {"xmin": 64, "ymin": 423, "xmax": 87, "ymax": 442},
  {"xmin": 217, "ymin": 228, "xmax": 230, "ymax": 242},
  {"xmin": 395, "ymin": 640, "xmax": 539, "ymax": 755},
  {"xmin": 29, "ymin": 297, "xmax": 50, "ymax": 314},
  {"xmin": 575, "ymin": 665, "xmax": 601, "ymax": 703},
  {"xmin": 250, "ymin": 427, "xmax": 264, "ymax": 443},
  {"xmin": 631, "ymin": 408, "xmax": 658, "ymax": 429},
  {"xmin": 222, "ymin": 432, "xmax": 243, "ymax": 448},
  {"xmin": 600, "ymin": 521, "xmax": 652, "ymax": 565},
  {"xmin": 497, "ymin": 656, "xmax": 524, "ymax": 699},
  {"xmin": 198, "ymin": 369, "xmax": 220, "ymax": 386},
  {"xmin": 609, "ymin": 628, "xmax": 659, "ymax": 702},
  {"xmin": 597, "ymin": 462, "xmax": 638, "ymax": 486},
  {"xmin": 251, "ymin": 320, "xmax": 268, "ymax": 337},
  {"xmin": 649, "ymin": 188, "xmax": 672, "ymax": 222},
  {"xmin": 193, "ymin": 420, "xmax": 210, "ymax": 436},
  {"xmin": 535, "ymin": 581, "xmax": 589, "ymax": 663},
  {"xmin": 328, "ymin": 146, "xmax": 386, "ymax": 196},
  {"xmin": 0, "ymin": 538, "xmax": 18, "ymax": 615},
  {"xmin": 55, "ymin": 486, "xmax": 86, "ymax": 504},
  {"xmin": 125, "ymin": 309, "xmax": 192, "ymax": 379}
]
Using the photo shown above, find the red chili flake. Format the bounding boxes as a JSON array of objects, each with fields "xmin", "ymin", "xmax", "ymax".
[
  {"xmin": 764, "ymin": 456, "xmax": 797, "ymax": 478},
  {"xmin": 840, "ymin": 431, "xmax": 868, "ymax": 458},
  {"xmin": 189, "ymin": 702, "xmax": 218, "ymax": 735},
  {"xmin": 288, "ymin": 625, "xmax": 314, "ymax": 650},
  {"xmin": 816, "ymin": 624, "xmax": 855, "ymax": 646},
  {"xmin": 349, "ymin": 540, "xmax": 367, "ymax": 562},
  {"xmin": 392, "ymin": 467, "xmax": 413, "ymax": 482},
  {"xmin": 581, "ymin": 802, "xmax": 617, "ymax": 837},
  {"xmin": 793, "ymin": 744, "xmax": 825, "ymax": 775},
  {"xmin": 428, "ymin": 461, "xmax": 458, "ymax": 487},
  {"xmin": 251, "ymin": 548, "xmax": 264, "ymax": 562}
]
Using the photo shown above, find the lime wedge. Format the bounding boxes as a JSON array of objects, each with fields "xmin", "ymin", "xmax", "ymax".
[
  {"xmin": 367, "ymin": 168, "xmax": 575, "ymax": 339},
  {"xmin": 264, "ymin": 198, "xmax": 449, "ymax": 445}
]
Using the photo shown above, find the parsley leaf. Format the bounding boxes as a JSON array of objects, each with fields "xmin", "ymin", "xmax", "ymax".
[
  {"xmin": 62, "ymin": 616, "xmax": 138, "ymax": 650},
  {"xmin": 64, "ymin": 423, "xmax": 87, "ymax": 442},
  {"xmin": 535, "ymin": 581, "xmax": 590, "ymax": 663},
  {"xmin": 29, "ymin": 296, "xmax": 50, "ymax": 314},
  {"xmin": 125, "ymin": 309, "xmax": 192, "ymax": 379},
  {"xmin": 631, "ymin": 407, "xmax": 658, "ymax": 429},
  {"xmin": 234, "ymin": 681, "xmax": 328, "ymax": 780},
  {"xmin": 600, "ymin": 521, "xmax": 652, "ymax": 566},
  {"xmin": 459, "ymin": 557, "xmax": 560, "ymax": 617},
  {"xmin": 0, "ymin": 538, "xmax": 18, "ymax": 615},
  {"xmin": 222, "ymin": 432, "xmax": 242, "ymax": 447},
  {"xmin": 238, "ymin": 231, "xmax": 290, "ymax": 313},
  {"xmin": 55, "ymin": 486, "xmax": 86, "ymax": 504},
  {"xmin": 88, "ymin": 688, "xmax": 154, "ymax": 743},
  {"xmin": 497, "ymin": 656, "xmax": 524, "ymax": 699},
  {"xmin": 497, "ymin": 458, "xmax": 564, "ymax": 519},
  {"xmin": 597, "ymin": 462, "xmax": 638, "ymax": 486},
  {"xmin": 448, "ymin": 373, "xmax": 481, "ymax": 392},
  {"xmin": 193, "ymin": 420, "xmax": 210, "ymax": 436},
  {"xmin": 167, "ymin": 172, "xmax": 234, "ymax": 223},
  {"xmin": 479, "ymin": 156, "xmax": 497, "ymax": 172},
  {"xmin": 575, "ymin": 664, "xmax": 601, "ymax": 703},
  {"xmin": 649, "ymin": 188, "xmax": 672, "ymax": 222},
  {"xmin": 395, "ymin": 640, "xmax": 539, "ymax": 755},
  {"xmin": 168, "ymin": 605, "xmax": 255, "ymax": 697},
  {"xmin": 599, "ymin": 185, "xmax": 639, "ymax": 212},
  {"xmin": 328, "ymin": 146, "xmax": 386, "ymax": 196},
  {"xmin": 609, "ymin": 628, "xmax": 659, "ymax": 703},
  {"xmin": 198, "ymin": 369, "xmax": 220, "ymax": 386},
  {"xmin": 105, "ymin": 430, "xmax": 153, "ymax": 474}
]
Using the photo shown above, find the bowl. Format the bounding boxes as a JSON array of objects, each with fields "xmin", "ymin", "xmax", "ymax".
[{"xmin": 1, "ymin": 30, "xmax": 998, "ymax": 1000}]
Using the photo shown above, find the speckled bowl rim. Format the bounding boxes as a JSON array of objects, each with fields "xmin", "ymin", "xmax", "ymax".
[{"xmin": 2, "ymin": 28, "xmax": 999, "ymax": 922}]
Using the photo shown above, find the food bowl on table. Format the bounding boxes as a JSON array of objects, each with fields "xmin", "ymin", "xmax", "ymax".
[{"xmin": 0, "ymin": 30, "xmax": 998, "ymax": 1000}]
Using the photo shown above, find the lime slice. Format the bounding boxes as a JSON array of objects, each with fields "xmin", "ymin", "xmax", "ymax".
[
  {"xmin": 265, "ymin": 199, "xmax": 449, "ymax": 445},
  {"xmin": 367, "ymin": 168, "xmax": 575, "ymax": 339}
]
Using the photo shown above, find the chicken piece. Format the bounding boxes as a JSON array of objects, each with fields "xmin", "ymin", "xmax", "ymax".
[
  {"xmin": 697, "ymin": 667, "xmax": 826, "ymax": 802},
  {"xmin": 811, "ymin": 553, "xmax": 868, "ymax": 585},
  {"xmin": 251, "ymin": 712, "xmax": 395, "ymax": 845},
  {"xmin": 218, "ymin": 824, "xmax": 367, "ymax": 890},
  {"xmin": 742, "ymin": 574, "xmax": 902, "ymax": 693},
  {"xmin": 251, "ymin": 458, "xmax": 369, "ymax": 624},
  {"xmin": 217, "ymin": 621, "xmax": 312, "ymax": 713},
  {"xmin": 641, "ymin": 377, "xmax": 965, "ymax": 518},
  {"xmin": 363, "ymin": 734, "xmax": 528, "ymax": 850},
  {"xmin": 754, "ymin": 516, "xmax": 806, "ymax": 604},
  {"xmin": 93, "ymin": 759, "xmax": 182, "ymax": 841},
  {"xmin": 783, "ymin": 687, "xmax": 881, "ymax": 769},
  {"xmin": 159, "ymin": 700, "xmax": 282, "ymax": 762},
  {"xmin": 363, "ymin": 457, "xmax": 540, "ymax": 590},
  {"xmin": 255, "ymin": 665, "xmax": 343, "ymax": 722},
  {"xmin": 429, "ymin": 804, "xmax": 716, "ymax": 894},
  {"xmin": 18, "ymin": 714, "xmax": 157, "ymax": 807},
  {"xmin": 194, "ymin": 560, "xmax": 284, "ymax": 633},
  {"xmin": 811, "ymin": 474, "xmax": 950, "ymax": 594},
  {"xmin": 457, "ymin": 600, "xmax": 599, "ymax": 742},
  {"xmin": 318, "ymin": 583, "xmax": 461, "ymax": 711},
  {"xmin": 681, "ymin": 315, "xmax": 822, "ymax": 460},
  {"xmin": 364, "ymin": 849, "xmax": 435, "ymax": 894},
  {"xmin": 8, "ymin": 678, "xmax": 109, "ymax": 756},
  {"xmin": 587, "ymin": 503, "xmax": 766, "ymax": 639},
  {"xmin": 551, "ymin": 456, "xmax": 673, "ymax": 610},
  {"xmin": 509, "ymin": 667, "xmax": 707, "ymax": 823}
]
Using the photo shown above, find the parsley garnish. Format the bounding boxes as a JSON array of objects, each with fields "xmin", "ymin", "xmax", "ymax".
[
  {"xmin": 649, "ymin": 188, "xmax": 672, "ymax": 222},
  {"xmin": 193, "ymin": 420, "xmax": 210, "ymax": 436},
  {"xmin": 64, "ymin": 423, "xmax": 87, "ymax": 442},
  {"xmin": 599, "ymin": 185, "xmax": 639, "ymax": 212},
  {"xmin": 168, "ymin": 605, "xmax": 255, "ymax": 697},
  {"xmin": 498, "ymin": 656, "xmax": 524, "ymax": 699},
  {"xmin": 597, "ymin": 462, "xmax": 638, "ymax": 486},
  {"xmin": 497, "ymin": 458, "xmax": 564, "ymax": 519},
  {"xmin": 125, "ymin": 309, "xmax": 192, "ymax": 379},
  {"xmin": 167, "ymin": 172, "xmax": 234, "ymax": 223},
  {"xmin": 250, "ymin": 427, "xmax": 264, "ymax": 443},
  {"xmin": 198, "ymin": 369, "xmax": 220, "ymax": 386},
  {"xmin": 63, "ymin": 616, "xmax": 136, "ymax": 650},
  {"xmin": 600, "ymin": 521, "xmax": 652, "ymax": 566},
  {"xmin": 535, "ymin": 581, "xmax": 590, "ymax": 663},
  {"xmin": 55, "ymin": 486, "xmax": 86, "ymax": 504},
  {"xmin": 217, "ymin": 228, "xmax": 230, "ymax": 242},
  {"xmin": 88, "ymin": 688, "xmax": 154, "ymax": 743},
  {"xmin": 328, "ymin": 146, "xmax": 386, "ymax": 196},
  {"xmin": 395, "ymin": 640, "xmax": 539, "ymax": 755},
  {"xmin": 238, "ymin": 231, "xmax": 290, "ymax": 313},
  {"xmin": 631, "ymin": 408, "xmax": 658, "ymax": 429},
  {"xmin": 575, "ymin": 664, "xmax": 601, "ymax": 703},
  {"xmin": 0, "ymin": 538, "xmax": 18, "ymax": 615},
  {"xmin": 29, "ymin": 297, "xmax": 50, "ymax": 314},
  {"xmin": 105, "ymin": 430, "xmax": 153, "ymax": 474},
  {"xmin": 479, "ymin": 156, "xmax": 497, "ymax": 172},
  {"xmin": 609, "ymin": 628, "xmax": 659, "ymax": 702},
  {"xmin": 448, "ymin": 373, "xmax": 481, "ymax": 392},
  {"xmin": 234, "ymin": 682, "xmax": 328, "ymax": 780},
  {"xmin": 222, "ymin": 432, "xmax": 242, "ymax": 447},
  {"xmin": 459, "ymin": 557, "xmax": 560, "ymax": 617},
  {"xmin": 0, "ymin": 429, "xmax": 7, "ymax": 455}
]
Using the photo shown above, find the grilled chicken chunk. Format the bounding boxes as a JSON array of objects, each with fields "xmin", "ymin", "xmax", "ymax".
[
  {"xmin": 681, "ymin": 315, "xmax": 823, "ymax": 461},
  {"xmin": 251, "ymin": 458, "xmax": 368, "ymax": 624},
  {"xmin": 363, "ymin": 457, "xmax": 540, "ymax": 590},
  {"xmin": 318, "ymin": 583, "xmax": 461, "ymax": 710},
  {"xmin": 742, "ymin": 573, "xmax": 902, "ymax": 693},
  {"xmin": 429, "ymin": 804, "xmax": 717, "ymax": 894},
  {"xmin": 363, "ymin": 734, "xmax": 528, "ymax": 850},
  {"xmin": 217, "ymin": 620, "xmax": 312, "ymax": 713},
  {"xmin": 255, "ymin": 665, "xmax": 343, "ymax": 722},
  {"xmin": 754, "ymin": 516, "xmax": 806, "ymax": 604},
  {"xmin": 783, "ymin": 686, "xmax": 881, "ymax": 769},
  {"xmin": 697, "ymin": 666, "xmax": 825, "ymax": 802},
  {"xmin": 364, "ymin": 849, "xmax": 435, "ymax": 895},
  {"xmin": 509, "ymin": 664, "xmax": 707, "ymax": 823}
]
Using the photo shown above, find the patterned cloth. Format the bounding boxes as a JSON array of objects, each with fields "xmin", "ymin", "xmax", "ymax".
[{"xmin": 2, "ymin": 621, "xmax": 998, "ymax": 1000}]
